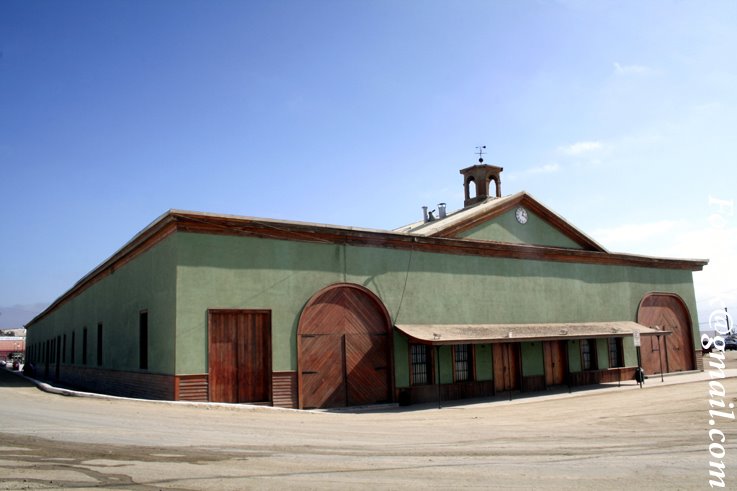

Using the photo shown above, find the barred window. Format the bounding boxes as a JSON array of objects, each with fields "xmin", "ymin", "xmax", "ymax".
[
  {"xmin": 453, "ymin": 344, "xmax": 472, "ymax": 382},
  {"xmin": 581, "ymin": 339, "xmax": 597, "ymax": 370},
  {"xmin": 411, "ymin": 344, "xmax": 432, "ymax": 385},
  {"xmin": 608, "ymin": 338, "xmax": 623, "ymax": 368}
]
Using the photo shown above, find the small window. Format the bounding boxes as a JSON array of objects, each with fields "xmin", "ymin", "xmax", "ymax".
[
  {"xmin": 97, "ymin": 323, "xmax": 103, "ymax": 366},
  {"xmin": 62, "ymin": 334, "xmax": 67, "ymax": 363},
  {"xmin": 71, "ymin": 331, "xmax": 76, "ymax": 364},
  {"xmin": 82, "ymin": 328, "xmax": 88, "ymax": 365},
  {"xmin": 608, "ymin": 338, "xmax": 624, "ymax": 368},
  {"xmin": 581, "ymin": 338, "xmax": 598, "ymax": 370},
  {"xmin": 139, "ymin": 311, "xmax": 149, "ymax": 370},
  {"xmin": 411, "ymin": 344, "xmax": 433, "ymax": 385},
  {"xmin": 453, "ymin": 344, "xmax": 473, "ymax": 382}
]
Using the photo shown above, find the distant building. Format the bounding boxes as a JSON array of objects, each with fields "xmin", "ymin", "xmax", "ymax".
[
  {"xmin": 0, "ymin": 336, "xmax": 26, "ymax": 362},
  {"xmin": 25, "ymin": 162, "xmax": 707, "ymax": 408}
]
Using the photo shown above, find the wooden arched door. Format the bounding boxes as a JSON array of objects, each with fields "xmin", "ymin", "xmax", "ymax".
[
  {"xmin": 297, "ymin": 283, "xmax": 393, "ymax": 409},
  {"xmin": 637, "ymin": 292, "xmax": 695, "ymax": 374}
]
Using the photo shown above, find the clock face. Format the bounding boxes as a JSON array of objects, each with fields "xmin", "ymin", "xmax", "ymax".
[{"xmin": 515, "ymin": 206, "xmax": 528, "ymax": 224}]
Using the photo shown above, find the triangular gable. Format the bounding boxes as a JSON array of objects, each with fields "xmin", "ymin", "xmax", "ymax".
[{"xmin": 409, "ymin": 192, "xmax": 606, "ymax": 252}]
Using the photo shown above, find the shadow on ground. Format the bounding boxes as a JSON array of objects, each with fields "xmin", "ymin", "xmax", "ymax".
[{"xmin": 0, "ymin": 368, "xmax": 35, "ymax": 388}]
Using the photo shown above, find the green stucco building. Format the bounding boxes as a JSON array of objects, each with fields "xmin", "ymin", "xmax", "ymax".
[{"xmin": 25, "ymin": 164, "xmax": 707, "ymax": 408}]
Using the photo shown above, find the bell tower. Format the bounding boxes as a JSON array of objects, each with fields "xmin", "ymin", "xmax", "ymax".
[{"xmin": 460, "ymin": 148, "xmax": 503, "ymax": 207}]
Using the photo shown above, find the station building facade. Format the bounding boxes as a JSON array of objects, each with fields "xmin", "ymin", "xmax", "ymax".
[{"xmin": 25, "ymin": 164, "xmax": 707, "ymax": 408}]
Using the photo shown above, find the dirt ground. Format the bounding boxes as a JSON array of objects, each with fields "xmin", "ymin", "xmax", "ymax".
[{"xmin": 1, "ymin": 353, "xmax": 736, "ymax": 490}]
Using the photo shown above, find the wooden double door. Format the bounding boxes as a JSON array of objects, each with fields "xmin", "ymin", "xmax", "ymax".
[
  {"xmin": 298, "ymin": 284, "xmax": 392, "ymax": 409},
  {"xmin": 637, "ymin": 293, "xmax": 695, "ymax": 374},
  {"xmin": 493, "ymin": 343, "xmax": 520, "ymax": 392},
  {"xmin": 208, "ymin": 310, "xmax": 272, "ymax": 404},
  {"xmin": 544, "ymin": 340, "xmax": 567, "ymax": 386}
]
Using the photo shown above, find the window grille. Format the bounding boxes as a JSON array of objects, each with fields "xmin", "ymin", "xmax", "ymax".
[
  {"xmin": 454, "ymin": 344, "xmax": 471, "ymax": 381},
  {"xmin": 581, "ymin": 339, "xmax": 594, "ymax": 370},
  {"xmin": 608, "ymin": 338, "xmax": 623, "ymax": 368},
  {"xmin": 411, "ymin": 344, "xmax": 431, "ymax": 385}
]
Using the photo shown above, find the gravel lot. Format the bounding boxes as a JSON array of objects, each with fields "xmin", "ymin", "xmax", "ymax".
[{"xmin": 1, "ymin": 352, "xmax": 736, "ymax": 490}]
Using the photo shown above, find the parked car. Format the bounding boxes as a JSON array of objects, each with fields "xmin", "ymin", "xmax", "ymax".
[{"xmin": 725, "ymin": 337, "xmax": 737, "ymax": 351}]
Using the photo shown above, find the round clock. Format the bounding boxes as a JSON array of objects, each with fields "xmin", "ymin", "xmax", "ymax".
[{"xmin": 515, "ymin": 206, "xmax": 528, "ymax": 224}]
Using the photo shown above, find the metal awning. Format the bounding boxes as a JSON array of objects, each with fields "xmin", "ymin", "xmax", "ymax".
[{"xmin": 395, "ymin": 321, "xmax": 670, "ymax": 345}]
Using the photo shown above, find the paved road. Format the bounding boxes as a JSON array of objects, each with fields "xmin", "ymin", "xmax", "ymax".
[{"xmin": 0, "ymin": 358, "xmax": 736, "ymax": 490}]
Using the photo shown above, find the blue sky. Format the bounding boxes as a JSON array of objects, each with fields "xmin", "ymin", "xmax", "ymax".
[{"xmin": 1, "ymin": 0, "xmax": 735, "ymax": 329}]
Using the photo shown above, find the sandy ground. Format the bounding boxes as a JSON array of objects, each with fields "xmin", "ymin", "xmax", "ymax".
[{"xmin": 0, "ymin": 353, "xmax": 736, "ymax": 490}]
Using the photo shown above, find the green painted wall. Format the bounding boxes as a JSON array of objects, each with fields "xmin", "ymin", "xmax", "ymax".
[
  {"xmin": 28, "ymin": 226, "xmax": 701, "ymax": 390},
  {"xmin": 394, "ymin": 332, "xmax": 410, "ymax": 388},
  {"xmin": 596, "ymin": 338, "xmax": 610, "ymax": 369},
  {"xmin": 521, "ymin": 342, "xmax": 544, "ymax": 376},
  {"xmin": 26, "ymin": 235, "xmax": 178, "ymax": 374},
  {"xmin": 174, "ymin": 231, "xmax": 700, "ymax": 377},
  {"xmin": 568, "ymin": 340, "xmax": 582, "ymax": 372},
  {"xmin": 623, "ymin": 337, "xmax": 637, "ymax": 367},
  {"xmin": 458, "ymin": 208, "xmax": 584, "ymax": 249},
  {"xmin": 475, "ymin": 344, "xmax": 493, "ymax": 381},
  {"xmin": 175, "ymin": 234, "xmax": 347, "ymax": 374},
  {"xmin": 437, "ymin": 346, "xmax": 453, "ymax": 384}
]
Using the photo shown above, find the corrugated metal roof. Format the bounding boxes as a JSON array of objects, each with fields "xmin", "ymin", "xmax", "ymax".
[{"xmin": 394, "ymin": 192, "xmax": 522, "ymax": 236}]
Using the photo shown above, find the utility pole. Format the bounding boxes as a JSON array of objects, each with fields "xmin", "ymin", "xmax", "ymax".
[{"xmin": 727, "ymin": 307, "xmax": 732, "ymax": 335}]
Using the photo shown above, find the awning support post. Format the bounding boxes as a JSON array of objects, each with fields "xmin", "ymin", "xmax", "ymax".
[
  {"xmin": 435, "ymin": 345, "xmax": 441, "ymax": 409},
  {"xmin": 657, "ymin": 334, "xmax": 664, "ymax": 382}
]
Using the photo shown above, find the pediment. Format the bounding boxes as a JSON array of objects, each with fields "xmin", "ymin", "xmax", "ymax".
[{"xmin": 407, "ymin": 192, "xmax": 606, "ymax": 252}]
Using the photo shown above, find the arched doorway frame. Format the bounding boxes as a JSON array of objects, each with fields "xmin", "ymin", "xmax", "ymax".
[
  {"xmin": 297, "ymin": 282, "xmax": 394, "ymax": 409},
  {"xmin": 636, "ymin": 291, "xmax": 696, "ymax": 373}
]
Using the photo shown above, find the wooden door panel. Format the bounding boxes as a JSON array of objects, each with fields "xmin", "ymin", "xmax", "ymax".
[
  {"xmin": 640, "ymin": 334, "xmax": 665, "ymax": 374},
  {"xmin": 493, "ymin": 344, "xmax": 505, "ymax": 392},
  {"xmin": 553, "ymin": 341, "xmax": 566, "ymax": 385},
  {"xmin": 209, "ymin": 310, "xmax": 272, "ymax": 404},
  {"xmin": 237, "ymin": 312, "xmax": 271, "ymax": 403},
  {"xmin": 300, "ymin": 335, "xmax": 346, "ymax": 409},
  {"xmin": 208, "ymin": 312, "xmax": 238, "ymax": 403},
  {"xmin": 493, "ymin": 343, "xmax": 520, "ymax": 392},
  {"xmin": 298, "ymin": 284, "xmax": 392, "ymax": 409},
  {"xmin": 637, "ymin": 294, "xmax": 694, "ymax": 373},
  {"xmin": 300, "ymin": 289, "xmax": 388, "ymax": 336},
  {"xmin": 507, "ymin": 344, "xmax": 520, "ymax": 389},
  {"xmin": 345, "ymin": 333, "xmax": 389, "ymax": 406},
  {"xmin": 544, "ymin": 341, "xmax": 566, "ymax": 386}
]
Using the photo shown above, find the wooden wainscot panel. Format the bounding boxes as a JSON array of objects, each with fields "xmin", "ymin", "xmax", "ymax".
[
  {"xmin": 401, "ymin": 381, "xmax": 495, "ymax": 405},
  {"xmin": 599, "ymin": 367, "xmax": 636, "ymax": 384},
  {"xmin": 176, "ymin": 374, "xmax": 209, "ymax": 402},
  {"xmin": 521, "ymin": 375, "xmax": 546, "ymax": 392},
  {"xmin": 57, "ymin": 365, "xmax": 176, "ymax": 400},
  {"xmin": 272, "ymin": 371, "xmax": 298, "ymax": 408},
  {"xmin": 569, "ymin": 370, "xmax": 601, "ymax": 387}
]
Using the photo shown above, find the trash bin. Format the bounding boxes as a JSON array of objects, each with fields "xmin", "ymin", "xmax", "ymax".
[{"xmin": 634, "ymin": 367, "xmax": 645, "ymax": 383}]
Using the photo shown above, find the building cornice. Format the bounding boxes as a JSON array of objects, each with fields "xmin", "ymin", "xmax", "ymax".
[{"xmin": 26, "ymin": 209, "xmax": 708, "ymax": 327}]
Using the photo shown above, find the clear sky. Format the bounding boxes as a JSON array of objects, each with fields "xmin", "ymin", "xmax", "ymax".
[{"xmin": 1, "ymin": 0, "xmax": 735, "ymax": 329}]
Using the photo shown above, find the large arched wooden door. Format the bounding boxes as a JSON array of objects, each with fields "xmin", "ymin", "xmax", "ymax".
[
  {"xmin": 637, "ymin": 293, "xmax": 695, "ymax": 374},
  {"xmin": 297, "ymin": 283, "xmax": 393, "ymax": 409}
]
